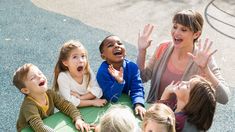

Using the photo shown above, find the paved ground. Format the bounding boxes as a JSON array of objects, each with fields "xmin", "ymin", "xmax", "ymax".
[{"xmin": 0, "ymin": 0, "xmax": 234, "ymax": 131}]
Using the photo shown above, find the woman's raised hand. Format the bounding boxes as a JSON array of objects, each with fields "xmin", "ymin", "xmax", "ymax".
[
  {"xmin": 138, "ymin": 24, "xmax": 154, "ymax": 51},
  {"xmin": 188, "ymin": 38, "xmax": 217, "ymax": 70}
]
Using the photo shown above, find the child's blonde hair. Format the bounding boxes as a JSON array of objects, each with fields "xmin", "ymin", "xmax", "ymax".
[
  {"xmin": 12, "ymin": 63, "xmax": 34, "ymax": 91},
  {"xmin": 143, "ymin": 103, "xmax": 176, "ymax": 132},
  {"xmin": 97, "ymin": 104, "xmax": 139, "ymax": 132},
  {"xmin": 53, "ymin": 40, "xmax": 91, "ymax": 91}
]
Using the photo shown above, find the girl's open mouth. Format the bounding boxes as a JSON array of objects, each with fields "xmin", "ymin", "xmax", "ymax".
[
  {"xmin": 39, "ymin": 81, "xmax": 45, "ymax": 86},
  {"xmin": 77, "ymin": 66, "xmax": 84, "ymax": 72}
]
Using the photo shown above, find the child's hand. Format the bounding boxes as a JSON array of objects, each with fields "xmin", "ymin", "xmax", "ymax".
[
  {"xmin": 92, "ymin": 99, "xmax": 107, "ymax": 107},
  {"xmin": 161, "ymin": 81, "xmax": 178, "ymax": 100},
  {"xmin": 135, "ymin": 104, "xmax": 146, "ymax": 120},
  {"xmin": 75, "ymin": 119, "xmax": 90, "ymax": 132},
  {"xmin": 108, "ymin": 65, "xmax": 123, "ymax": 83},
  {"xmin": 71, "ymin": 90, "xmax": 81, "ymax": 98}
]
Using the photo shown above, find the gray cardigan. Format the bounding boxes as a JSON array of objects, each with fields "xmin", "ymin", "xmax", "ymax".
[{"xmin": 140, "ymin": 42, "xmax": 230, "ymax": 104}]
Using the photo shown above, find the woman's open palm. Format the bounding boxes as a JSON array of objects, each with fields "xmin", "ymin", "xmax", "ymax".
[
  {"xmin": 138, "ymin": 24, "xmax": 154, "ymax": 50},
  {"xmin": 188, "ymin": 38, "xmax": 217, "ymax": 69}
]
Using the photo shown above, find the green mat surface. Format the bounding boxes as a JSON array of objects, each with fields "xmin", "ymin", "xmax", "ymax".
[{"xmin": 22, "ymin": 94, "xmax": 150, "ymax": 132}]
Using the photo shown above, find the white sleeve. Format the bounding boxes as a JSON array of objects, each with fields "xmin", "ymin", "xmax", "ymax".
[
  {"xmin": 57, "ymin": 72, "xmax": 81, "ymax": 106},
  {"xmin": 88, "ymin": 71, "xmax": 103, "ymax": 98}
]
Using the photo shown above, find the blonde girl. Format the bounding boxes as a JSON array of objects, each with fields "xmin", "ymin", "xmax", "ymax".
[
  {"xmin": 95, "ymin": 104, "xmax": 140, "ymax": 132},
  {"xmin": 53, "ymin": 40, "xmax": 107, "ymax": 107},
  {"xmin": 143, "ymin": 103, "xmax": 176, "ymax": 132}
]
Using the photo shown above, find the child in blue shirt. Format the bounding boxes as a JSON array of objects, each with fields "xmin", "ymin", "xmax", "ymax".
[{"xmin": 96, "ymin": 35, "xmax": 146, "ymax": 119}]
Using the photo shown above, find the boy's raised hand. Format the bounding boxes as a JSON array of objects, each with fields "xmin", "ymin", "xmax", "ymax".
[
  {"xmin": 75, "ymin": 118, "xmax": 90, "ymax": 132},
  {"xmin": 108, "ymin": 64, "xmax": 123, "ymax": 84}
]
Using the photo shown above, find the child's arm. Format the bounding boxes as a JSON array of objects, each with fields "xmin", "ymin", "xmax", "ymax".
[
  {"xmin": 79, "ymin": 92, "xmax": 96, "ymax": 100},
  {"xmin": 96, "ymin": 63, "xmax": 125, "ymax": 102},
  {"xmin": 78, "ymin": 98, "xmax": 107, "ymax": 107},
  {"xmin": 51, "ymin": 90, "xmax": 90, "ymax": 129},
  {"xmin": 129, "ymin": 62, "xmax": 146, "ymax": 120},
  {"xmin": 23, "ymin": 104, "xmax": 55, "ymax": 131},
  {"xmin": 58, "ymin": 72, "xmax": 81, "ymax": 106},
  {"xmin": 129, "ymin": 62, "xmax": 145, "ymax": 106}
]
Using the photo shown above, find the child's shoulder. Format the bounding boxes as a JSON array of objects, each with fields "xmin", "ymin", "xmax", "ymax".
[
  {"xmin": 20, "ymin": 96, "xmax": 38, "ymax": 110},
  {"xmin": 124, "ymin": 59, "xmax": 138, "ymax": 67}
]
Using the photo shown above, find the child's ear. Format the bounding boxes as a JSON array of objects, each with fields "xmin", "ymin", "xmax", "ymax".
[
  {"xmin": 100, "ymin": 54, "xmax": 106, "ymax": 60},
  {"xmin": 62, "ymin": 60, "xmax": 68, "ymax": 67},
  {"xmin": 21, "ymin": 88, "xmax": 30, "ymax": 94}
]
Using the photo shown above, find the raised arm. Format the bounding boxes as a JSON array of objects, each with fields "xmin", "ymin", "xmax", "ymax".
[
  {"xmin": 137, "ymin": 24, "xmax": 154, "ymax": 70},
  {"xmin": 188, "ymin": 39, "xmax": 230, "ymax": 104}
]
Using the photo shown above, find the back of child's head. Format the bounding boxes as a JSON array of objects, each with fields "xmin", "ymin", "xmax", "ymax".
[
  {"xmin": 53, "ymin": 40, "xmax": 91, "ymax": 91},
  {"xmin": 97, "ymin": 104, "xmax": 139, "ymax": 132},
  {"xmin": 99, "ymin": 35, "xmax": 115, "ymax": 54},
  {"xmin": 173, "ymin": 10, "xmax": 203, "ymax": 42},
  {"xmin": 143, "ymin": 103, "xmax": 176, "ymax": 132},
  {"xmin": 13, "ymin": 63, "xmax": 34, "ymax": 91},
  {"xmin": 184, "ymin": 76, "xmax": 216, "ymax": 131}
]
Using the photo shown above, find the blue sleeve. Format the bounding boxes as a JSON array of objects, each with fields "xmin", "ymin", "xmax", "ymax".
[
  {"xmin": 96, "ymin": 63, "xmax": 125, "ymax": 102},
  {"xmin": 129, "ymin": 62, "xmax": 145, "ymax": 106}
]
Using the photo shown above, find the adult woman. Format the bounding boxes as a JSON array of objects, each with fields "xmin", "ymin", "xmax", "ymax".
[{"xmin": 137, "ymin": 10, "xmax": 230, "ymax": 104}]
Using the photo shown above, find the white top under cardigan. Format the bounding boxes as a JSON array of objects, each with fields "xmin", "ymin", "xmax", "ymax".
[{"xmin": 57, "ymin": 71, "xmax": 103, "ymax": 106}]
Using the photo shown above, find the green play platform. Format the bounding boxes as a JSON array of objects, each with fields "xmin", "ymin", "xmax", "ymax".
[{"xmin": 21, "ymin": 94, "xmax": 150, "ymax": 132}]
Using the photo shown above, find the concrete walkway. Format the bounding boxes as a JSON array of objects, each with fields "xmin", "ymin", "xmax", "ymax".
[{"xmin": 0, "ymin": 0, "xmax": 234, "ymax": 131}]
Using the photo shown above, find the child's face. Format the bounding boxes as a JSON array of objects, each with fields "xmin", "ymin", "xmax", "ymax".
[
  {"xmin": 63, "ymin": 47, "xmax": 87, "ymax": 78},
  {"xmin": 101, "ymin": 36, "xmax": 126, "ymax": 64},
  {"xmin": 23, "ymin": 66, "xmax": 48, "ymax": 95},
  {"xmin": 144, "ymin": 120, "xmax": 168, "ymax": 132},
  {"xmin": 174, "ymin": 77, "xmax": 199, "ymax": 101}
]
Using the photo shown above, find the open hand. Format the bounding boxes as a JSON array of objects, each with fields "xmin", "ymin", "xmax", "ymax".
[
  {"xmin": 138, "ymin": 24, "xmax": 154, "ymax": 51},
  {"xmin": 187, "ymin": 38, "xmax": 217, "ymax": 70},
  {"xmin": 108, "ymin": 64, "xmax": 123, "ymax": 83}
]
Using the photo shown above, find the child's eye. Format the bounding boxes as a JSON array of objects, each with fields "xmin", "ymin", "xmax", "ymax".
[
  {"xmin": 182, "ymin": 28, "xmax": 187, "ymax": 32},
  {"xmin": 81, "ymin": 54, "xmax": 86, "ymax": 58},
  {"xmin": 117, "ymin": 42, "xmax": 123, "ymax": 45},
  {"xmin": 73, "ymin": 55, "xmax": 78, "ymax": 59},
  {"xmin": 107, "ymin": 43, "xmax": 113, "ymax": 47},
  {"xmin": 30, "ymin": 76, "xmax": 36, "ymax": 80}
]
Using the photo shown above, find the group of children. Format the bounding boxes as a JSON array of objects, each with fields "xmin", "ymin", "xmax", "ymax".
[{"xmin": 13, "ymin": 9, "xmax": 229, "ymax": 132}]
